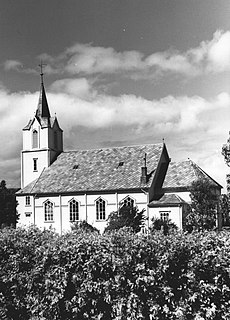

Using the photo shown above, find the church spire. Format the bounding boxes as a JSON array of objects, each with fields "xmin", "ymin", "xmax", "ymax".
[{"xmin": 35, "ymin": 62, "xmax": 51, "ymax": 120}]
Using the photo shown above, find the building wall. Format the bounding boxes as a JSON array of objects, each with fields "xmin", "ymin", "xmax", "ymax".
[
  {"xmin": 17, "ymin": 191, "xmax": 148, "ymax": 234},
  {"xmin": 148, "ymin": 205, "xmax": 183, "ymax": 229},
  {"xmin": 21, "ymin": 150, "xmax": 50, "ymax": 188}
]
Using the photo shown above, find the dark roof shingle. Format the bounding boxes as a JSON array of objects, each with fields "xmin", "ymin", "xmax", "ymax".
[
  {"xmin": 163, "ymin": 160, "xmax": 222, "ymax": 189},
  {"xmin": 18, "ymin": 143, "xmax": 164, "ymax": 194}
]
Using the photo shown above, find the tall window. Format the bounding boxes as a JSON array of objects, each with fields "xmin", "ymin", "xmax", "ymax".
[
  {"xmin": 69, "ymin": 199, "xmax": 79, "ymax": 222},
  {"xmin": 160, "ymin": 211, "xmax": 170, "ymax": 222},
  {"xmin": 25, "ymin": 196, "xmax": 31, "ymax": 206},
  {"xmin": 121, "ymin": 196, "xmax": 134, "ymax": 207},
  {"xmin": 32, "ymin": 130, "xmax": 38, "ymax": 149},
  {"xmin": 44, "ymin": 200, "xmax": 54, "ymax": 221},
  {"xmin": 33, "ymin": 158, "xmax": 38, "ymax": 171},
  {"xmin": 96, "ymin": 198, "xmax": 106, "ymax": 220}
]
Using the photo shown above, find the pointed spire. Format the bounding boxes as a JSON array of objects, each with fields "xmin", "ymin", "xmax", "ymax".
[{"xmin": 35, "ymin": 62, "xmax": 51, "ymax": 121}]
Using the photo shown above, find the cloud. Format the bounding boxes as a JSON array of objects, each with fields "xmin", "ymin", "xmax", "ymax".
[
  {"xmin": 0, "ymin": 77, "xmax": 229, "ymax": 188},
  {"xmin": 5, "ymin": 30, "xmax": 230, "ymax": 79},
  {"xmin": 207, "ymin": 30, "xmax": 230, "ymax": 72},
  {"xmin": 37, "ymin": 30, "xmax": 230, "ymax": 77},
  {"xmin": 4, "ymin": 60, "xmax": 22, "ymax": 71}
]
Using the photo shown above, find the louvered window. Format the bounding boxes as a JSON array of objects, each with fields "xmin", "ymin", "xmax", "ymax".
[{"xmin": 32, "ymin": 130, "xmax": 38, "ymax": 148}]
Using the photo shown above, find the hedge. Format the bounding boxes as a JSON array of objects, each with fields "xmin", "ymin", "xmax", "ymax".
[{"xmin": 1, "ymin": 227, "xmax": 230, "ymax": 319}]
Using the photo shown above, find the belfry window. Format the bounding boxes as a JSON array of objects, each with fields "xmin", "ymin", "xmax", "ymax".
[
  {"xmin": 96, "ymin": 198, "xmax": 106, "ymax": 220},
  {"xmin": 44, "ymin": 200, "xmax": 54, "ymax": 222},
  {"xmin": 32, "ymin": 130, "xmax": 38, "ymax": 149},
  {"xmin": 69, "ymin": 199, "xmax": 79, "ymax": 222}
]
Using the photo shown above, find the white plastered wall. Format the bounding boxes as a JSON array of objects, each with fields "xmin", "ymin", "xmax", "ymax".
[{"xmin": 17, "ymin": 191, "xmax": 148, "ymax": 234}]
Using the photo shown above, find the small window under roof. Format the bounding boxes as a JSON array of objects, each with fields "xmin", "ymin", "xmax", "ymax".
[{"xmin": 117, "ymin": 161, "xmax": 124, "ymax": 168}]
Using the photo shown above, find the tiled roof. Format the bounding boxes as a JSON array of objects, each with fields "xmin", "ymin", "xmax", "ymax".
[
  {"xmin": 163, "ymin": 160, "xmax": 222, "ymax": 190},
  {"xmin": 149, "ymin": 193, "xmax": 187, "ymax": 207},
  {"xmin": 18, "ymin": 143, "xmax": 164, "ymax": 194}
]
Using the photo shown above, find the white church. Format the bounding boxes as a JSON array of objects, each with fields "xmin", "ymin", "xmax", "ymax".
[{"xmin": 16, "ymin": 75, "xmax": 222, "ymax": 233}]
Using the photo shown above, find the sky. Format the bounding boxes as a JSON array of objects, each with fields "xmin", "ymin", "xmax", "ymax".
[{"xmin": 0, "ymin": 0, "xmax": 230, "ymax": 190}]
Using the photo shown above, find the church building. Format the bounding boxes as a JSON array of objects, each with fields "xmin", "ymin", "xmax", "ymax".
[{"xmin": 16, "ymin": 75, "xmax": 222, "ymax": 233}]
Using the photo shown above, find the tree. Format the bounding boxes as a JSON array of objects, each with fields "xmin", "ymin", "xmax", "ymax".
[
  {"xmin": 184, "ymin": 178, "xmax": 218, "ymax": 232},
  {"xmin": 219, "ymin": 194, "xmax": 230, "ymax": 227},
  {"xmin": 150, "ymin": 217, "xmax": 177, "ymax": 235},
  {"xmin": 0, "ymin": 180, "xmax": 19, "ymax": 228},
  {"xmin": 104, "ymin": 205, "xmax": 145, "ymax": 233}
]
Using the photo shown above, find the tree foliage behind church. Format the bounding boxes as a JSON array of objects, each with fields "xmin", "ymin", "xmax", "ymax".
[
  {"xmin": 184, "ymin": 178, "xmax": 218, "ymax": 231},
  {"xmin": 0, "ymin": 180, "xmax": 19, "ymax": 228}
]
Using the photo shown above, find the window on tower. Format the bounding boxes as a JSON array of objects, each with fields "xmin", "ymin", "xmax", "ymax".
[
  {"xmin": 32, "ymin": 130, "xmax": 38, "ymax": 149},
  {"xmin": 25, "ymin": 196, "xmax": 31, "ymax": 206},
  {"xmin": 33, "ymin": 158, "xmax": 38, "ymax": 171}
]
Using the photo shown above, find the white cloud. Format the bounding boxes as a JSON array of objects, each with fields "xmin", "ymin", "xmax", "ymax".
[
  {"xmin": 207, "ymin": 30, "xmax": 230, "ymax": 72},
  {"xmin": 0, "ymin": 77, "xmax": 229, "ymax": 188},
  {"xmin": 4, "ymin": 60, "xmax": 22, "ymax": 71},
  {"xmin": 41, "ymin": 29, "xmax": 230, "ymax": 77},
  {"xmin": 5, "ymin": 30, "xmax": 230, "ymax": 79}
]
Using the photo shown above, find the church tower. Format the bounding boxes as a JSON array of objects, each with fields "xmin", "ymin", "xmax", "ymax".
[{"xmin": 21, "ymin": 69, "xmax": 63, "ymax": 188}]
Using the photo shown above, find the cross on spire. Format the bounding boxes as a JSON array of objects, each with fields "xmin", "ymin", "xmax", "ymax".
[{"xmin": 38, "ymin": 61, "xmax": 47, "ymax": 84}]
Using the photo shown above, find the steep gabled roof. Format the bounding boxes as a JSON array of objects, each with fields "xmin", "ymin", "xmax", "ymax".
[
  {"xmin": 163, "ymin": 160, "xmax": 222, "ymax": 190},
  {"xmin": 17, "ymin": 143, "xmax": 165, "ymax": 195},
  {"xmin": 23, "ymin": 80, "xmax": 53, "ymax": 130},
  {"xmin": 36, "ymin": 82, "xmax": 50, "ymax": 120}
]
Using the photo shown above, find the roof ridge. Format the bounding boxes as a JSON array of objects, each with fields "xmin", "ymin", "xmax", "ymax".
[{"xmin": 63, "ymin": 142, "xmax": 163, "ymax": 153}]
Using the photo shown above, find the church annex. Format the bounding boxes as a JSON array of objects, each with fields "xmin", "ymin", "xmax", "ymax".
[{"xmin": 16, "ymin": 75, "xmax": 222, "ymax": 233}]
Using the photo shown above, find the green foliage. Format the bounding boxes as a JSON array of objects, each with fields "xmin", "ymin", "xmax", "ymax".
[
  {"xmin": 184, "ymin": 178, "xmax": 218, "ymax": 232},
  {"xmin": 104, "ymin": 205, "xmax": 145, "ymax": 233},
  {"xmin": 71, "ymin": 220, "xmax": 99, "ymax": 234},
  {"xmin": 150, "ymin": 217, "xmax": 178, "ymax": 235},
  {"xmin": 2, "ymin": 227, "xmax": 230, "ymax": 319},
  {"xmin": 219, "ymin": 194, "xmax": 230, "ymax": 227},
  {"xmin": 0, "ymin": 180, "xmax": 19, "ymax": 228}
]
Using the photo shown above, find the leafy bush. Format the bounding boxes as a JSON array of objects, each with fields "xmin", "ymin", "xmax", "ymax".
[
  {"xmin": 104, "ymin": 205, "xmax": 145, "ymax": 233},
  {"xmin": 1, "ymin": 227, "xmax": 230, "ymax": 319},
  {"xmin": 150, "ymin": 217, "xmax": 178, "ymax": 235},
  {"xmin": 71, "ymin": 220, "xmax": 99, "ymax": 234}
]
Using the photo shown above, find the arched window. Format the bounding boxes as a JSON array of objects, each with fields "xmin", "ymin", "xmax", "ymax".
[
  {"xmin": 44, "ymin": 200, "xmax": 54, "ymax": 221},
  {"xmin": 96, "ymin": 198, "xmax": 106, "ymax": 220},
  {"xmin": 121, "ymin": 196, "xmax": 134, "ymax": 207},
  {"xmin": 69, "ymin": 199, "xmax": 79, "ymax": 222},
  {"xmin": 32, "ymin": 130, "xmax": 38, "ymax": 149}
]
